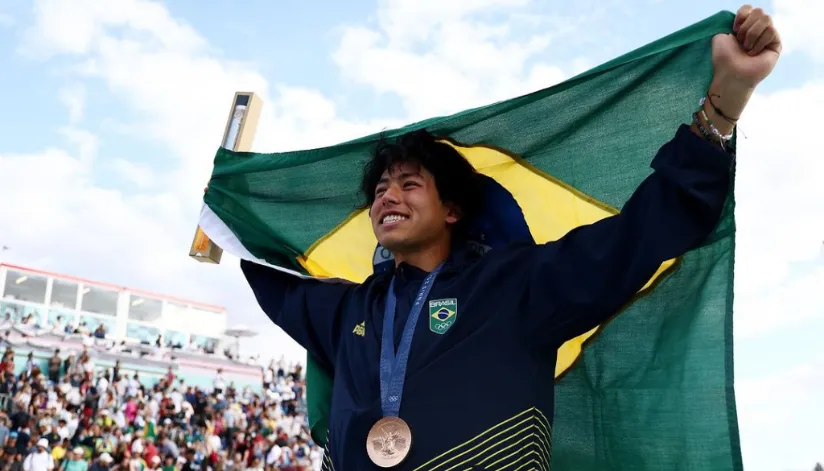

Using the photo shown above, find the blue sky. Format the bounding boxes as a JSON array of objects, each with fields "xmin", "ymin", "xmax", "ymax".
[{"xmin": 0, "ymin": 0, "xmax": 822, "ymax": 469}]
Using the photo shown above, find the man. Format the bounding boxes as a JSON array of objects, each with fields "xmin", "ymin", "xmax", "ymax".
[
  {"xmin": 22, "ymin": 439, "xmax": 53, "ymax": 471},
  {"xmin": 88, "ymin": 453, "xmax": 113, "ymax": 471},
  {"xmin": 241, "ymin": 6, "xmax": 781, "ymax": 470},
  {"xmin": 47, "ymin": 351, "xmax": 61, "ymax": 385},
  {"xmin": 0, "ymin": 416, "xmax": 9, "ymax": 447},
  {"xmin": 128, "ymin": 441, "xmax": 147, "ymax": 471},
  {"xmin": 58, "ymin": 448, "xmax": 87, "ymax": 471},
  {"xmin": 212, "ymin": 370, "xmax": 225, "ymax": 395}
]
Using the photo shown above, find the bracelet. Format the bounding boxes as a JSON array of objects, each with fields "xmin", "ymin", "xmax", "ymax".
[
  {"xmin": 692, "ymin": 112, "xmax": 736, "ymax": 157},
  {"xmin": 693, "ymin": 112, "xmax": 717, "ymax": 143},
  {"xmin": 699, "ymin": 108, "xmax": 734, "ymax": 142},
  {"xmin": 700, "ymin": 94, "xmax": 739, "ymax": 125}
]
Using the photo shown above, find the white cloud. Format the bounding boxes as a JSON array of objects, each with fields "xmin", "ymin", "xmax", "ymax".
[
  {"xmin": 23, "ymin": 0, "xmax": 404, "ymax": 200},
  {"xmin": 374, "ymin": 0, "xmax": 530, "ymax": 47},
  {"xmin": 57, "ymin": 126, "xmax": 98, "ymax": 164},
  {"xmin": 333, "ymin": 0, "xmax": 568, "ymax": 120},
  {"xmin": 732, "ymin": 80, "xmax": 824, "ymax": 339},
  {"xmin": 736, "ymin": 355, "xmax": 824, "ymax": 471},
  {"xmin": 735, "ymin": 263, "xmax": 824, "ymax": 339},
  {"xmin": 109, "ymin": 158, "xmax": 155, "ymax": 188},
  {"xmin": 59, "ymin": 83, "xmax": 86, "ymax": 124},
  {"xmin": 773, "ymin": 0, "xmax": 824, "ymax": 62},
  {"xmin": 21, "ymin": 0, "xmax": 206, "ymax": 57}
]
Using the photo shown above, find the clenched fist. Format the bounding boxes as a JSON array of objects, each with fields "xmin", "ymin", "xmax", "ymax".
[
  {"xmin": 699, "ymin": 5, "xmax": 782, "ymax": 137},
  {"xmin": 712, "ymin": 5, "xmax": 782, "ymax": 88}
]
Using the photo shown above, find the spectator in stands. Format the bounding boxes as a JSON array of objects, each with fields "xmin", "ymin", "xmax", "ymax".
[
  {"xmin": 50, "ymin": 318, "xmax": 65, "ymax": 337},
  {"xmin": 0, "ymin": 347, "xmax": 321, "ymax": 471},
  {"xmin": 50, "ymin": 439, "xmax": 67, "ymax": 463},
  {"xmin": 162, "ymin": 369, "xmax": 174, "ymax": 388},
  {"xmin": 75, "ymin": 323, "xmax": 88, "ymax": 337},
  {"xmin": 127, "ymin": 441, "xmax": 145, "ymax": 471},
  {"xmin": 58, "ymin": 448, "xmax": 87, "ymax": 471},
  {"xmin": 157, "ymin": 455, "xmax": 174, "ymax": 471},
  {"xmin": 92, "ymin": 327, "xmax": 105, "ymax": 341},
  {"xmin": 86, "ymin": 453, "xmax": 110, "ymax": 471},
  {"xmin": 21, "ymin": 439, "xmax": 52, "ymax": 471},
  {"xmin": 61, "ymin": 356, "xmax": 72, "ymax": 383},
  {"xmin": 212, "ymin": 371, "xmax": 224, "ymax": 396},
  {"xmin": 19, "ymin": 316, "xmax": 33, "ymax": 329},
  {"xmin": 47, "ymin": 353, "xmax": 60, "ymax": 385}
]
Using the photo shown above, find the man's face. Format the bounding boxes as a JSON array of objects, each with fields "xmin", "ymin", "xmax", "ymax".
[{"xmin": 370, "ymin": 162, "xmax": 458, "ymax": 254}]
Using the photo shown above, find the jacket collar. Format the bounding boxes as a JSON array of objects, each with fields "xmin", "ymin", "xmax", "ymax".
[{"xmin": 385, "ymin": 242, "xmax": 482, "ymax": 285}]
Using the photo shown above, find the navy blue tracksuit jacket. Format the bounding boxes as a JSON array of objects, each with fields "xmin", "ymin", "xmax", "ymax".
[{"xmin": 242, "ymin": 124, "xmax": 733, "ymax": 470}]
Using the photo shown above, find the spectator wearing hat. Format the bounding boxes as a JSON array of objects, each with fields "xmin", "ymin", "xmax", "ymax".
[
  {"xmin": 128, "ymin": 440, "xmax": 146, "ymax": 471},
  {"xmin": 22, "ymin": 439, "xmax": 53, "ymax": 471},
  {"xmin": 5, "ymin": 431, "xmax": 18, "ymax": 455},
  {"xmin": 59, "ymin": 447, "xmax": 87, "ymax": 471},
  {"xmin": 87, "ymin": 453, "xmax": 111, "ymax": 471}
]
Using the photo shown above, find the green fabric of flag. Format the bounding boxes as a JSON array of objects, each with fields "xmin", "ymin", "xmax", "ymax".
[{"xmin": 203, "ymin": 11, "xmax": 742, "ymax": 470}]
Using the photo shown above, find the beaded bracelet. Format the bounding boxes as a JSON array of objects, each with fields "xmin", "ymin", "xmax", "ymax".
[
  {"xmin": 692, "ymin": 111, "xmax": 736, "ymax": 158},
  {"xmin": 700, "ymin": 108, "xmax": 734, "ymax": 143},
  {"xmin": 692, "ymin": 111, "xmax": 715, "ymax": 141}
]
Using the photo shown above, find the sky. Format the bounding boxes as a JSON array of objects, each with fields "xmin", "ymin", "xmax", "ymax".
[{"xmin": 0, "ymin": 0, "xmax": 822, "ymax": 469}]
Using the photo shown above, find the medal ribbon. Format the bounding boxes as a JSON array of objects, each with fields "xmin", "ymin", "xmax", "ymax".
[{"xmin": 379, "ymin": 264, "xmax": 443, "ymax": 417}]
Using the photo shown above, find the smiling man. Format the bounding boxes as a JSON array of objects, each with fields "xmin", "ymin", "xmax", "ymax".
[{"xmin": 241, "ymin": 5, "xmax": 781, "ymax": 470}]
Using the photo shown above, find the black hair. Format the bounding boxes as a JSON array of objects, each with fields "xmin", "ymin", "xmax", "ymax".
[{"xmin": 360, "ymin": 129, "xmax": 482, "ymax": 240}]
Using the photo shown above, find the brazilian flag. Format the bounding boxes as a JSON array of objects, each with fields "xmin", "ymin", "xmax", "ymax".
[{"xmin": 201, "ymin": 11, "xmax": 741, "ymax": 470}]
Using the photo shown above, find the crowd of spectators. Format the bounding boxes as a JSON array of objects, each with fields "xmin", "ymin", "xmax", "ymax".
[
  {"xmin": 0, "ymin": 346, "xmax": 322, "ymax": 471},
  {"xmin": 0, "ymin": 310, "xmax": 245, "ymax": 363}
]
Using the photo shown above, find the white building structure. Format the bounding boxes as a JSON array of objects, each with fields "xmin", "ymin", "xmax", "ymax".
[{"xmin": 0, "ymin": 263, "xmax": 226, "ymax": 351}]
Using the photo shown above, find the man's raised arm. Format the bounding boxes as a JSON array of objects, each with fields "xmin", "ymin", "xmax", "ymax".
[
  {"xmin": 519, "ymin": 123, "xmax": 732, "ymax": 345},
  {"xmin": 518, "ymin": 5, "xmax": 780, "ymax": 345}
]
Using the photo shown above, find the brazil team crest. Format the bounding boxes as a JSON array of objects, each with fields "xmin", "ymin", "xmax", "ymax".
[{"xmin": 429, "ymin": 298, "xmax": 458, "ymax": 334}]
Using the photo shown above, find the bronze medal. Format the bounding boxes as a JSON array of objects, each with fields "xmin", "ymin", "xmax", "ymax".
[{"xmin": 366, "ymin": 416, "xmax": 413, "ymax": 468}]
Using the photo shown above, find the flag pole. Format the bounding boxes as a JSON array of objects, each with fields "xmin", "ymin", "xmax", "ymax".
[{"xmin": 189, "ymin": 92, "xmax": 263, "ymax": 264}]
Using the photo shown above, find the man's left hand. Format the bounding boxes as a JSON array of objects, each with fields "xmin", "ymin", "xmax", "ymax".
[
  {"xmin": 700, "ymin": 5, "xmax": 782, "ymax": 136},
  {"xmin": 712, "ymin": 5, "xmax": 782, "ymax": 88}
]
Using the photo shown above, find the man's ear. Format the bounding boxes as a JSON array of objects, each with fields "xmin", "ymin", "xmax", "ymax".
[{"xmin": 444, "ymin": 203, "xmax": 462, "ymax": 225}]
